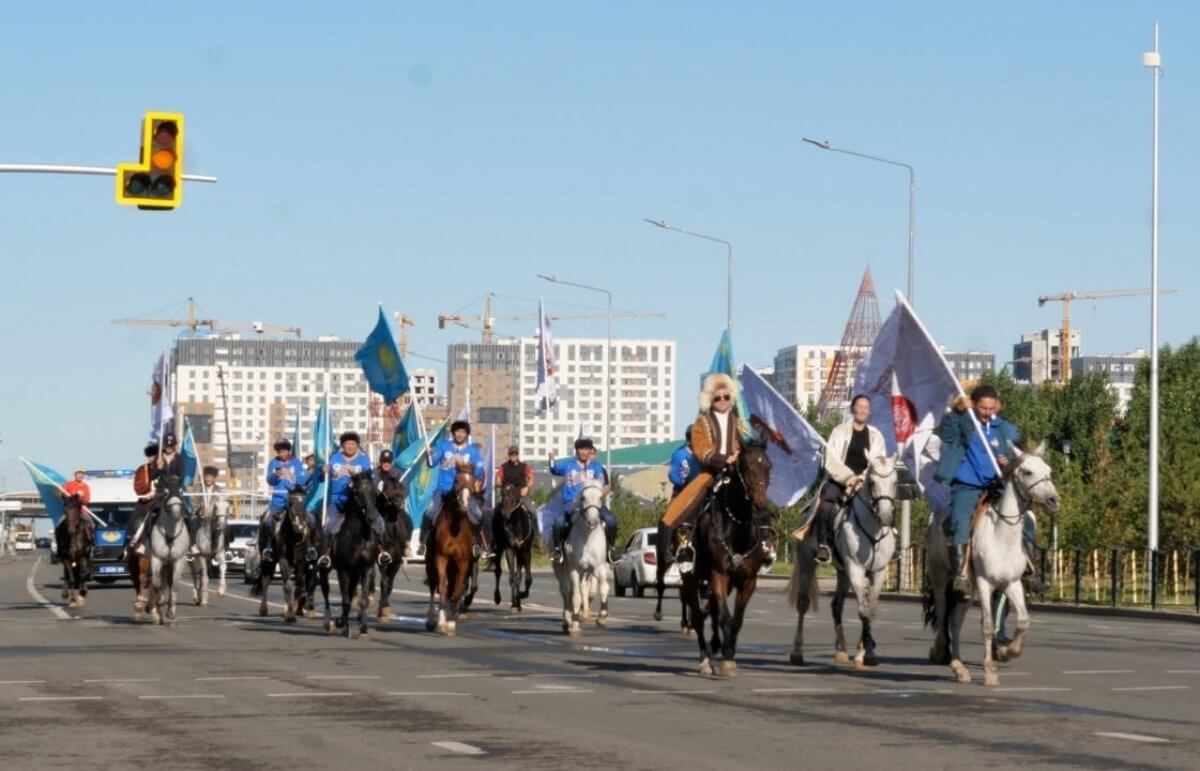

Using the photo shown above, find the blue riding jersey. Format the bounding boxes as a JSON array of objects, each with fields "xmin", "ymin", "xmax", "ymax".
[
  {"xmin": 266, "ymin": 455, "xmax": 305, "ymax": 510},
  {"xmin": 328, "ymin": 450, "xmax": 372, "ymax": 504},
  {"xmin": 550, "ymin": 458, "xmax": 608, "ymax": 505},
  {"xmin": 955, "ymin": 415, "xmax": 1020, "ymax": 488},
  {"xmin": 668, "ymin": 445, "xmax": 698, "ymax": 495},
  {"xmin": 431, "ymin": 438, "xmax": 485, "ymax": 493}
]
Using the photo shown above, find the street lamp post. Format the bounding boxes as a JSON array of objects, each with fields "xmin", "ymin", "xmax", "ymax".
[
  {"xmin": 1143, "ymin": 23, "xmax": 1162, "ymax": 608},
  {"xmin": 538, "ymin": 275, "xmax": 614, "ymax": 475},
  {"xmin": 804, "ymin": 136, "xmax": 917, "ymax": 588},
  {"xmin": 643, "ymin": 219, "xmax": 733, "ymax": 334}
]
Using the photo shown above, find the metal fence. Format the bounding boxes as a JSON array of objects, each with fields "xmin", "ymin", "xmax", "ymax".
[{"xmin": 883, "ymin": 545, "xmax": 1200, "ymax": 613}]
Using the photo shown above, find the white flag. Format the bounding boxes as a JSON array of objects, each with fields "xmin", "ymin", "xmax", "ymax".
[
  {"xmin": 739, "ymin": 366, "xmax": 826, "ymax": 507},
  {"xmin": 150, "ymin": 352, "xmax": 174, "ymax": 442},
  {"xmin": 534, "ymin": 298, "xmax": 558, "ymax": 414}
]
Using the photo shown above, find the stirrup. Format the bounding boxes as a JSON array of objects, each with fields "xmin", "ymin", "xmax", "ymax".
[
  {"xmin": 551, "ymin": 547, "xmax": 564, "ymax": 564},
  {"xmin": 317, "ymin": 554, "xmax": 331, "ymax": 569},
  {"xmin": 305, "ymin": 546, "xmax": 318, "ymax": 562},
  {"xmin": 377, "ymin": 552, "xmax": 393, "ymax": 568},
  {"xmin": 815, "ymin": 544, "xmax": 832, "ymax": 564},
  {"xmin": 261, "ymin": 547, "xmax": 274, "ymax": 562}
]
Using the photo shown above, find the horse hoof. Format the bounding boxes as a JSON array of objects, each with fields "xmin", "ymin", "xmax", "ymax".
[
  {"xmin": 284, "ymin": 615, "xmax": 297, "ymax": 624},
  {"xmin": 834, "ymin": 650, "xmax": 851, "ymax": 666},
  {"xmin": 568, "ymin": 625, "xmax": 581, "ymax": 637},
  {"xmin": 682, "ymin": 627, "xmax": 693, "ymax": 638},
  {"xmin": 561, "ymin": 623, "xmax": 571, "ymax": 634},
  {"xmin": 984, "ymin": 670, "xmax": 1000, "ymax": 688},
  {"xmin": 427, "ymin": 620, "xmax": 439, "ymax": 633},
  {"xmin": 305, "ymin": 609, "xmax": 318, "ymax": 619},
  {"xmin": 217, "ymin": 586, "xmax": 227, "ymax": 598},
  {"xmin": 258, "ymin": 604, "xmax": 268, "ymax": 617},
  {"xmin": 950, "ymin": 660, "xmax": 971, "ymax": 684},
  {"xmin": 61, "ymin": 589, "xmax": 69, "ymax": 600},
  {"xmin": 493, "ymin": 593, "xmax": 501, "ymax": 605},
  {"xmin": 854, "ymin": 658, "xmax": 867, "ymax": 671},
  {"xmin": 863, "ymin": 651, "xmax": 879, "ymax": 667},
  {"xmin": 595, "ymin": 615, "xmax": 608, "ymax": 628},
  {"xmin": 995, "ymin": 645, "xmax": 1010, "ymax": 663},
  {"xmin": 788, "ymin": 652, "xmax": 806, "ymax": 667},
  {"xmin": 718, "ymin": 660, "xmax": 738, "ymax": 678},
  {"xmin": 653, "ymin": 610, "xmax": 663, "ymax": 622},
  {"xmin": 510, "ymin": 603, "xmax": 520, "ymax": 612},
  {"xmin": 698, "ymin": 659, "xmax": 715, "ymax": 677},
  {"xmin": 378, "ymin": 610, "xmax": 391, "ymax": 622},
  {"xmin": 324, "ymin": 621, "xmax": 335, "ymax": 633}
]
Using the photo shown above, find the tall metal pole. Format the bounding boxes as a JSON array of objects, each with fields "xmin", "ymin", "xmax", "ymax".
[
  {"xmin": 802, "ymin": 137, "xmax": 917, "ymax": 589},
  {"xmin": 643, "ymin": 219, "xmax": 733, "ymax": 334},
  {"xmin": 1144, "ymin": 24, "xmax": 1162, "ymax": 590}
]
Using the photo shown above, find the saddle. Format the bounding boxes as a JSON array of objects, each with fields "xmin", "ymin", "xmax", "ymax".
[{"xmin": 661, "ymin": 471, "xmax": 714, "ymax": 528}]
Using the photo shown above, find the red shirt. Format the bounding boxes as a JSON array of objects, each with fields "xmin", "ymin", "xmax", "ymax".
[{"xmin": 63, "ymin": 480, "xmax": 91, "ymax": 504}]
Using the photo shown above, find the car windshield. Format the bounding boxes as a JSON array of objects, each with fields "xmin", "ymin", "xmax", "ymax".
[
  {"xmin": 88, "ymin": 504, "xmax": 137, "ymax": 529},
  {"xmin": 229, "ymin": 524, "xmax": 258, "ymax": 540},
  {"xmin": 16, "ymin": 533, "xmax": 33, "ymax": 541}
]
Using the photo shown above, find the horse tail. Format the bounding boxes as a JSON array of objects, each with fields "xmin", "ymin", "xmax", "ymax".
[{"xmin": 785, "ymin": 541, "xmax": 818, "ymax": 612}]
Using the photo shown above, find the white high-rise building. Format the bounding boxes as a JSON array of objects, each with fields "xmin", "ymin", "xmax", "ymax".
[
  {"xmin": 772, "ymin": 344, "xmax": 840, "ymax": 409},
  {"xmin": 516, "ymin": 336, "xmax": 676, "ymax": 458}
]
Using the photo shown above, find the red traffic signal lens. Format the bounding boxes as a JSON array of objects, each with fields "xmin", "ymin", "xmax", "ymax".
[{"xmin": 153, "ymin": 121, "xmax": 178, "ymax": 145}]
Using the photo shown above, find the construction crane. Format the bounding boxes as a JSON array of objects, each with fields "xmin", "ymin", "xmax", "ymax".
[
  {"xmin": 1037, "ymin": 287, "xmax": 1176, "ymax": 383},
  {"xmin": 438, "ymin": 293, "xmax": 665, "ymax": 343},
  {"xmin": 112, "ymin": 296, "xmax": 303, "ymax": 338},
  {"xmin": 391, "ymin": 311, "xmax": 415, "ymax": 358}
]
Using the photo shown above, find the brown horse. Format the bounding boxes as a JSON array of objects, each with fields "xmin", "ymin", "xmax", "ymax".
[
  {"xmin": 55, "ymin": 496, "xmax": 93, "ymax": 610},
  {"xmin": 125, "ymin": 500, "xmax": 154, "ymax": 619},
  {"xmin": 681, "ymin": 443, "xmax": 774, "ymax": 677},
  {"xmin": 424, "ymin": 461, "xmax": 478, "ymax": 636}
]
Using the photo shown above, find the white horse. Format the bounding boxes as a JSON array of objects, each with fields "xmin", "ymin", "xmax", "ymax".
[
  {"xmin": 831, "ymin": 453, "xmax": 899, "ymax": 670},
  {"xmin": 189, "ymin": 495, "xmax": 230, "ymax": 606},
  {"xmin": 553, "ymin": 482, "xmax": 610, "ymax": 636},
  {"xmin": 925, "ymin": 443, "xmax": 1059, "ymax": 687},
  {"xmin": 148, "ymin": 477, "xmax": 192, "ymax": 626}
]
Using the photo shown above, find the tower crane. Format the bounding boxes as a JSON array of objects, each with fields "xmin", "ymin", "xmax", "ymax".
[
  {"xmin": 391, "ymin": 311, "xmax": 416, "ymax": 358},
  {"xmin": 112, "ymin": 296, "xmax": 303, "ymax": 338},
  {"xmin": 1037, "ymin": 287, "xmax": 1176, "ymax": 383},
  {"xmin": 438, "ymin": 293, "xmax": 665, "ymax": 343}
]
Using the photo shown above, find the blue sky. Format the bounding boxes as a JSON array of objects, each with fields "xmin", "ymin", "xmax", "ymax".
[{"xmin": 1, "ymin": 2, "xmax": 1196, "ymax": 487}]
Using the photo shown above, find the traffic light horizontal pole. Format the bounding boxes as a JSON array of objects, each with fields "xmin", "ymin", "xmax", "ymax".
[{"xmin": 0, "ymin": 164, "xmax": 217, "ymax": 183}]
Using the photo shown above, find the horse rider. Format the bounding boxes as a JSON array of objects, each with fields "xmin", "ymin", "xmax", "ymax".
[
  {"xmin": 812, "ymin": 394, "xmax": 887, "ymax": 564},
  {"xmin": 151, "ymin": 431, "xmax": 186, "ymax": 483},
  {"xmin": 60, "ymin": 468, "xmax": 95, "ymax": 540},
  {"xmin": 667, "ymin": 427, "xmax": 698, "ymax": 498},
  {"xmin": 493, "ymin": 445, "xmax": 534, "ymax": 555},
  {"xmin": 127, "ymin": 444, "xmax": 159, "ymax": 557},
  {"xmin": 417, "ymin": 419, "xmax": 486, "ymax": 557},
  {"xmin": 660, "ymin": 372, "xmax": 744, "ymax": 556},
  {"xmin": 934, "ymin": 384, "xmax": 1023, "ymax": 596},
  {"xmin": 373, "ymin": 448, "xmax": 402, "ymax": 487},
  {"xmin": 129, "ymin": 435, "xmax": 188, "ymax": 554},
  {"xmin": 316, "ymin": 431, "xmax": 388, "ymax": 569},
  {"xmin": 303, "ymin": 453, "xmax": 316, "ymax": 479},
  {"xmin": 544, "ymin": 437, "xmax": 617, "ymax": 564},
  {"xmin": 200, "ymin": 465, "xmax": 223, "ymax": 497},
  {"xmin": 259, "ymin": 438, "xmax": 309, "ymax": 563}
]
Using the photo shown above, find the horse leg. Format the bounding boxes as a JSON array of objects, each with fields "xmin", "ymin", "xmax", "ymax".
[
  {"xmin": 337, "ymin": 568, "xmax": 353, "ymax": 637},
  {"xmin": 319, "ymin": 564, "xmax": 334, "ymax": 633},
  {"xmin": 199, "ymin": 551, "xmax": 210, "ymax": 607},
  {"xmin": 977, "ymin": 578, "xmax": 999, "ymax": 687},
  {"xmin": 357, "ymin": 568, "xmax": 370, "ymax": 637},
  {"xmin": 568, "ymin": 570, "xmax": 582, "ymax": 636},
  {"xmin": 445, "ymin": 559, "xmax": 469, "ymax": 637},
  {"xmin": 720, "ymin": 581, "xmax": 755, "ymax": 677},
  {"xmin": 999, "ymin": 581, "xmax": 1031, "ymax": 660},
  {"xmin": 282, "ymin": 557, "xmax": 297, "ymax": 623},
  {"xmin": 710, "ymin": 574, "xmax": 733, "ymax": 675},
  {"xmin": 596, "ymin": 563, "xmax": 610, "ymax": 628},
  {"xmin": 860, "ymin": 569, "xmax": 887, "ymax": 668},
  {"xmin": 947, "ymin": 587, "xmax": 972, "ymax": 684},
  {"xmin": 436, "ymin": 556, "xmax": 452, "ymax": 635},
  {"xmin": 520, "ymin": 544, "xmax": 533, "ymax": 599},
  {"xmin": 845, "ymin": 562, "xmax": 873, "ymax": 670},
  {"xmin": 216, "ymin": 535, "xmax": 228, "ymax": 597},
  {"xmin": 259, "ymin": 559, "xmax": 273, "ymax": 617},
  {"xmin": 378, "ymin": 563, "xmax": 393, "ymax": 621},
  {"xmin": 832, "ymin": 567, "xmax": 851, "ymax": 665},
  {"xmin": 653, "ymin": 545, "xmax": 667, "ymax": 622},
  {"xmin": 682, "ymin": 576, "xmax": 713, "ymax": 675},
  {"xmin": 149, "ymin": 555, "xmax": 164, "ymax": 625}
]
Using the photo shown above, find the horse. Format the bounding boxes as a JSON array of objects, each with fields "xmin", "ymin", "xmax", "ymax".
[
  {"xmin": 652, "ymin": 521, "xmax": 691, "ymax": 635},
  {"xmin": 424, "ymin": 462, "xmax": 478, "ymax": 636},
  {"xmin": 318, "ymin": 471, "xmax": 380, "ymax": 638},
  {"xmin": 260, "ymin": 485, "xmax": 317, "ymax": 623},
  {"xmin": 786, "ymin": 455, "xmax": 899, "ymax": 669},
  {"xmin": 147, "ymin": 475, "xmax": 192, "ymax": 626},
  {"xmin": 553, "ymin": 481, "xmax": 610, "ymax": 636},
  {"xmin": 125, "ymin": 500, "xmax": 154, "ymax": 619},
  {"xmin": 491, "ymin": 480, "xmax": 535, "ymax": 612},
  {"xmin": 924, "ymin": 443, "xmax": 1060, "ymax": 687},
  {"xmin": 189, "ymin": 493, "xmax": 230, "ymax": 607},
  {"xmin": 681, "ymin": 443, "xmax": 774, "ymax": 677},
  {"xmin": 55, "ymin": 495, "xmax": 93, "ymax": 611},
  {"xmin": 376, "ymin": 473, "xmax": 413, "ymax": 622}
]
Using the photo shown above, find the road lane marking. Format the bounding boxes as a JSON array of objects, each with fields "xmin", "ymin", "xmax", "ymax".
[
  {"xmin": 994, "ymin": 687, "xmax": 1071, "ymax": 692},
  {"xmin": 753, "ymin": 688, "xmax": 836, "ymax": 694},
  {"xmin": 1166, "ymin": 669, "xmax": 1200, "ymax": 674},
  {"xmin": 84, "ymin": 678, "xmax": 159, "ymax": 684},
  {"xmin": 1063, "ymin": 669, "xmax": 1133, "ymax": 675},
  {"xmin": 388, "ymin": 691, "xmax": 471, "ymax": 697},
  {"xmin": 872, "ymin": 689, "xmax": 954, "ymax": 695},
  {"xmin": 511, "ymin": 688, "xmax": 593, "ymax": 695},
  {"xmin": 1110, "ymin": 685, "xmax": 1188, "ymax": 692},
  {"xmin": 0, "ymin": 680, "xmax": 46, "ymax": 685},
  {"xmin": 432, "ymin": 741, "xmax": 486, "ymax": 756},
  {"xmin": 1094, "ymin": 731, "xmax": 1171, "ymax": 744},
  {"xmin": 19, "ymin": 696, "xmax": 103, "ymax": 702},
  {"xmin": 306, "ymin": 675, "xmax": 381, "ymax": 681},
  {"xmin": 630, "ymin": 672, "xmax": 676, "ymax": 678},
  {"xmin": 25, "ymin": 557, "xmax": 70, "ymax": 620},
  {"xmin": 139, "ymin": 694, "xmax": 227, "ymax": 701},
  {"xmin": 418, "ymin": 672, "xmax": 492, "ymax": 679},
  {"xmin": 267, "ymin": 691, "xmax": 357, "ymax": 698},
  {"xmin": 195, "ymin": 676, "xmax": 271, "ymax": 682},
  {"xmin": 629, "ymin": 689, "xmax": 716, "ymax": 695}
]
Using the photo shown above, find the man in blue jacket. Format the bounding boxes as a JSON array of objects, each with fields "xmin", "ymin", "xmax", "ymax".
[
  {"xmin": 667, "ymin": 427, "xmax": 698, "ymax": 498},
  {"xmin": 259, "ymin": 438, "xmax": 307, "ymax": 562},
  {"xmin": 934, "ymin": 384, "xmax": 1021, "ymax": 595},
  {"xmin": 418, "ymin": 420, "xmax": 486, "ymax": 556},
  {"xmin": 317, "ymin": 431, "xmax": 384, "ymax": 568},
  {"xmin": 541, "ymin": 438, "xmax": 616, "ymax": 564}
]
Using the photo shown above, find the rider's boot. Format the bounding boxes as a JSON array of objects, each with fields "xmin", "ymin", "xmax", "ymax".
[
  {"xmin": 605, "ymin": 524, "xmax": 619, "ymax": 564},
  {"xmin": 258, "ymin": 519, "xmax": 274, "ymax": 563},
  {"xmin": 1024, "ymin": 542, "xmax": 1047, "ymax": 595},
  {"xmin": 551, "ymin": 523, "xmax": 565, "ymax": 565},
  {"xmin": 814, "ymin": 501, "xmax": 834, "ymax": 564},
  {"xmin": 951, "ymin": 543, "xmax": 973, "ymax": 596},
  {"xmin": 316, "ymin": 531, "xmax": 332, "ymax": 570},
  {"xmin": 416, "ymin": 519, "xmax": 430, "ymax": 557}
]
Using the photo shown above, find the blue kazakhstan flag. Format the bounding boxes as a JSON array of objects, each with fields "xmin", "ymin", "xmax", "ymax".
[
  {"xmin": 395, "ymin": 409, "xmax": 451, "ymax": 527},
  {"xmin": 355, "ymin": 307, "xmax": 410, "ymax": 404},
  {"xmin": 707, "ymin": 328, "xmax": 752, "ymax": 439},
  {"xmin": 180, "ymin": 419, "xmax": 200, "ymax": 487},
  {"xmin": 304, "ymin": 394, "xmax": 338, "ymax": 513},
  {"xmin": 20, "ymin": 459, "xmax": 67, "ymax": 526},
  {"xmin": 392, "ymin": 399, "xmax": 423, "ymax": 459}
]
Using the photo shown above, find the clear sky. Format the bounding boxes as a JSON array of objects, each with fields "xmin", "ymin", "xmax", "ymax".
[{"xmin": 1, "ymin": 2, "xmax": 1196, "ymax": 488}]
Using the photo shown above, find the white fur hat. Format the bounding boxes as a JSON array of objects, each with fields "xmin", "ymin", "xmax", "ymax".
[{"xmin": 699, "ymin": 372, "xmax": 739, "ymax": 412}]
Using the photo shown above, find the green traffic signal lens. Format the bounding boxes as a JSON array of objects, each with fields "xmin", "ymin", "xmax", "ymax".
[
  {"xmin": 150, "ymin": 176, "xmax": 176, "ymax": 198},
  {"xmin": 125, "ymin": 173, "xmax": 151, "ymax": 197}
]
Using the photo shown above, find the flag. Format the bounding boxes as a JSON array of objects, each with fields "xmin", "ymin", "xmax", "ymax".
[
  {"xmin": 150, "ymin": 352, "xmax": 173, "ymax": 442},
  {"xmin": 391, "ymin": 400, "xmax": 423, "ymax": 459},
  {"xmin": 534, "ymin": 298, "xmax": 558, "ymax": 414},
  {"xmin": 483, "ymin": 426, "xmax": 497, "ymax": 512},
  {"xmin": 180, "ymin": 419, "xmax": 200, "ymax": 487},
  {"xmin": 739, "ymin": 366, "xmax": 826, "ymax": 507},
  {"xmin": 706, "ymin": 328, "xmax": 752, "ymax": 439},
  {"xmin": 354, "ymin": 306, "xmax": 410, "ymax": 404},
  {"xmin": 395, "ymin": 405, "xmax": 450, "ymax": 526},
  {"xmin": 20, "ymin": 459, "xmax": 67, "ymax": 526},
  {"xmin": 304, "ymin": 394, "xmax": 338, "ymax": 512},
  {"xmin": 852, "ymin": 291, "xmax": 997, "ymax": 512}
]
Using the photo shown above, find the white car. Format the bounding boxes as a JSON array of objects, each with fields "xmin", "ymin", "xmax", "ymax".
[
  {"xmin": 613, "ymin": 527, "xmax": 681, "ymax": 598},
  {"xmin": 13, "ymin": 532, "xmax": 35, "ymax": 553},
  {"xmin": 223, "ymin": 519, "xmax": 259, "ymax": 575}
]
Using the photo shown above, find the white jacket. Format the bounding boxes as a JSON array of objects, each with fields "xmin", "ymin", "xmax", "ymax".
[{"xmin": 824, "ymin": 421, "xmax": 886, "ymax": 486}]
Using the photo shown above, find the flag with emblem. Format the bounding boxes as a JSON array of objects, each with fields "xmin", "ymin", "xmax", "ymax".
[
  {"xmin": 19, "ymin": 459, "xmax": 68, "ymax": 526},
  {"xmin": 739, "ymin": 366, "xmax": 826, "ymax": 506},
  {"xmin": 150, "ymin": 352, "xmax": 173, "ymax": 443},
  {"xmin": 180, "ymin": 419, "xmax": 200, "ymax": 487},
  {"xmin": 304, "ymin": 394, "xmax": 338, "ymax": 513},
  {"xmin": 396, "ymin": 401, "xmax": 450, "ymax": 526},
  {"xmin": 534, "ymin": 298, "xmax": 558, "ymax": 414},
  {"xmin": 355, "ymin": 306, "xmax": 410, "ymax": 404},
  {"xmin": 707, "ymin": 328, "xmax": 752, "ymax": 439}
]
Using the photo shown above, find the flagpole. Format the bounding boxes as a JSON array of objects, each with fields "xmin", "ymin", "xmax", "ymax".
[{"xmin": 320, "ymin": 393, "xmax": 330, "ymax": 529}]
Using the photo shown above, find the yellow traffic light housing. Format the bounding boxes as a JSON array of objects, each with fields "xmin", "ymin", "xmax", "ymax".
[{"xmin": 116, "ymin": 111, "xmax": 184, "ymax": 210}]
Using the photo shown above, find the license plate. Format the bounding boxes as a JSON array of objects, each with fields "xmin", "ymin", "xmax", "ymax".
[{"xmin": 99, "ymin": 565, "xmax": 124, "ymax": 574}]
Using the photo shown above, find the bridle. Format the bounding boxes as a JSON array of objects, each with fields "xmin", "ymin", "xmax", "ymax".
[{"xmin": 708, "ymin": 458, "xmax": 770, "ymax": 569}]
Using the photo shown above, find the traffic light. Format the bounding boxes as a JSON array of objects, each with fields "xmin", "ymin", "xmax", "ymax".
[{"xmin": 116, "ymin": 111, "xmax": 184, "ymax": 210}]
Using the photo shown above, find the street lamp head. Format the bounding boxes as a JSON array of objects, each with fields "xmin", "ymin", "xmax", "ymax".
[
  {"xmin": 643, "ymin": 218, "xmax": 668, "ymax": 229},
  {"xmin": 802, "ymin": 137, "xmax": 833, "ymax": 150}
]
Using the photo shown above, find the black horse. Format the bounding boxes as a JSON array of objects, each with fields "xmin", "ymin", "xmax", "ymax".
[
  {"xmin": 257, "ymin": 485, "xmax": 317, "ymax": 623},
  {"xmin": 681, "ymin": 444, "xmax": 774, "ymax": 677},
  {"xmin": 652, "ymin": 521, "xmax": 692, "ymax": 634},
  {"xmin": 318, "ymin": 471, "xmax": 380, "ymax": 638},
  {"xmin": 491, "ymin": 481, "xmax": 535, "ymax": 611},
  {"xmin": 55, "ymin": 495, "xmax": 93, "ymax": 610},
  {"xmin": 375, "ymin": 474, "xmax": 413, "ymax": 622}
]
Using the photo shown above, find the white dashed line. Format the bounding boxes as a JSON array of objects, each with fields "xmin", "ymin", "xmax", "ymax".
[
  {"xmin": 994, "ymin": 687, "xmax": 1071, "ymax": 693},
  {"xmin": 629, "ymin": 689, "xmax": 716, "ymax": 695},
  {"xmin": 753, "ymin": 688, "xmax": 836, "ymax": 694},
  {"xmin": 1166, "ymin": 669, "xmax": 1200, "ymax": 675},
  {"xmin": 1063, "ymin": 669, "xmax": 1133, "ymax": 675},
  {"xmin": 511, "ymin": 688, "xmax": 593, "ymax": 695},
  {"xmin": 0, "ymin": 680, "xmax": 46, "ymax": 685},
  {"xmin": 872, "ymin": 689, "xmax": 954, "ymax": 695},
  {"xmin": 306, "ymin": 675, "xmax": 381, "ymax": 681},
  {"xmin": 19, "ymin": 696, "xmax": 103, "ymax": 702},
  {"xmin": 1110, "ymin": 685, "xmax": 1188, "ymax": 692},
  {"xmin": 267, "ymin": 691, "xmax": 357, "ymax": 698},
  {"xmin": 195, "ymin": 676, "xmax": 271, "ymax": 682},
  {"xmin": 1094, "ymin": 731, "xmax": 1171, "ymax": 744},
  {"xmin": 631, "ymin": 672, "xmax": 676, "ymax": 678},
  {"xmin": 432, "ymin": 741, "xmax": 486, "ymax": 756},
  {"xmin": 83, "ymin": 678, "xmax": 159, "ymax": 684},
  {"xmin": 418, "ymin": 672, "xmax": 492, "ymax": 680},
  {"xmin": 388, "ymin": 691, "xmax": 471, "ymax": 697},
  {"xmin": 139, "ymin": 694, "xmax": 227, "ymax": 701}
]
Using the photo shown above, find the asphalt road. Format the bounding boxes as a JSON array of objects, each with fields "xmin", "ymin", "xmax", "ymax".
[{"xmin": 1, "ymin": 550, "xmax": 1197, "ymax": 770}]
